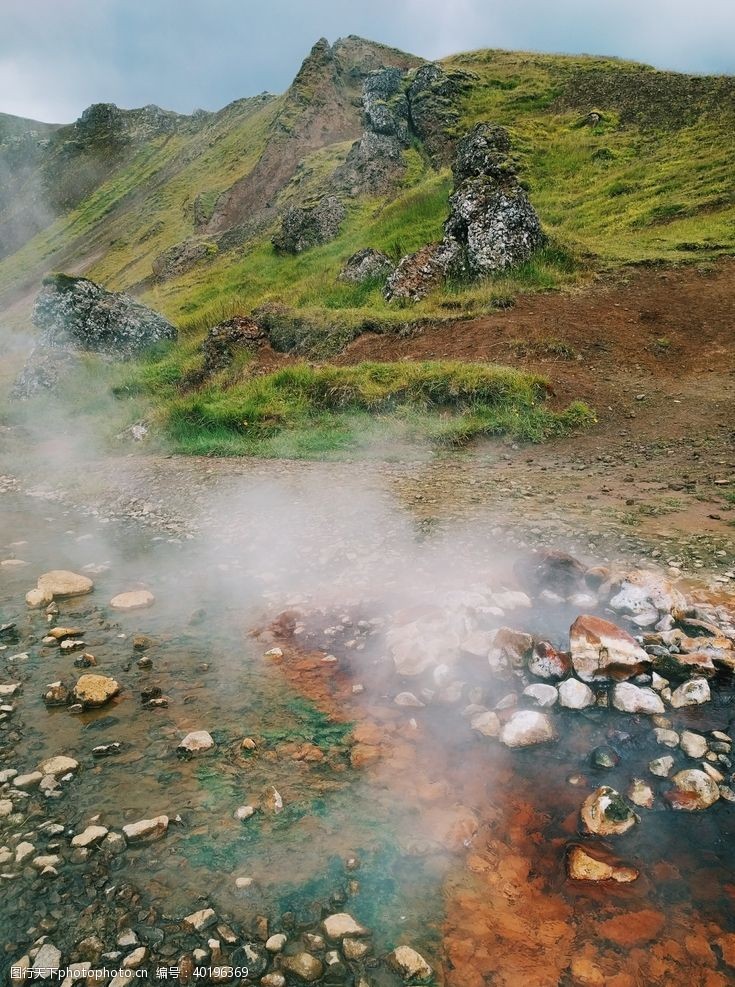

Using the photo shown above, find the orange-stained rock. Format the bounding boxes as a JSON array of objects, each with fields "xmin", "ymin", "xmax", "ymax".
[
  {"xmin": 598, "ymin": 909, "xmax": 665, "ymax": 946},
  {"xmin": 570, "ymin": 614, "xmax": 649, "ymax": 682}
]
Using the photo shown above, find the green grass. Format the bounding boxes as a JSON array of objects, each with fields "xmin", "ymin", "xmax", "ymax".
[{"xmin": 141, "ymin": 360, "xmax": 594, "ymax": 457}]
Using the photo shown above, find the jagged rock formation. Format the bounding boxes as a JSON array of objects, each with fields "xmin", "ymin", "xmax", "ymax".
[
  {"xmin": 338, "ymin": 248, "xmax": 394, "ymax": 284},
  {"xmin": 152, "ymin": 238, "xmax": 219, "ymax": 281},
  {"xmin": 386, "ymin": 123, "xmax": 545, "ymax": 301},
  {"xmin": 208, "ymin": 37, "xmax": 422, "ymax": 235},
  {"xmin": 33, "ymin": 274, "xmax": 175, "ymax": 356},
  {"xmin": 272, "ymin": 195, "xmax": 346, "ymax": 254},
  {"xmin": 333, "ymin": 61, "xmax": 473, "ymax": 196}
]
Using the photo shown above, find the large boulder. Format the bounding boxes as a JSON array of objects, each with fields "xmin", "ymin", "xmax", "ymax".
[
  {"xmin": 445, "ymin": 177, "xmax": 544, "ymax": 275},
  {"xmin": 570, "ymin": 615, "xmax": 650, "ymax": 682},
  {"xmin": 272, "ymin": 195, "xmax": 346, "ymax": 254},
  {"xmin": 32, "ymin": 274, "xmax": 177, "ymax": 356}
]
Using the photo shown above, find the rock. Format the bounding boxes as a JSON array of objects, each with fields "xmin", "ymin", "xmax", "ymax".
[
  {"xmin": 322, "ymin": 913, "xmax": 369, "ymax": 940},
  {"xmin": 653, "ymin": 728, "xmax": 679, "ymax": 748},
  {"xmin": 30, "ymin": 273, "xmax": 177, "ymax": 356},
  {"xmin": 445, "ymin": 178, "xmax": 544, "ymax": 276},
  {"xmin": 261, "ymin": 976, "xmax": 286, "ymax": 987},
  {"xmin": 628, "ymin": 778, "xmax": 655, "ymax": 808},
  {"xmin": 43, "ymin": 681, "xmax": 70, "ymax": 706},
  {"xmin": 110, "ymin": 590, "xmax": 155, "ymax": 611},
  {"xmin": 265, "ymin": 934, "xmax": 287, "ymax": 952},
  {"xmin": 279, "ymin": 953, "xmax": 324, "ymax": 983},
  {"xmin": 72, "ymin": 674, "xmax": 120, "ymax": 708},
  {"xmin": 386, "ymin": 612, "xmax": 463, "ymax": 677},
  {"xmin": 177, "ymin": 730, "xmax": 215, "ymax": 756},
  {"xmin": 338, "ymin": 248, "xmax": 393, "ymax": 284},
  {"xmin": 15, "ymin": 842, "xmax": 35, "ymax": 864},
  {"xmin": 194, "ymin": 316, "xmax": 264, "ymax": 382},
  {"xmin": 670, "ymin": 678, "xmax": 711, "ymax": 708},
  {"xmin": 499, "ymin": 710, "xmax": 557, "ymax": 748},
  {"xmin": 590, "ymin": 746, "xmax": 619, "ymax": 770},
  {"xmin": 570, "ymin": 615, "xmax": 649, "ymax": 682},
  {"xmin": 384, "ymin": 238, "xmax": 464, "ymax": 302},
  {"xmin": 343, "ymin": 937, "xmax": 369, "ymax": 960},
  {"xmin": 669, "ymin": 769, "xmax": 720, "ymax": 810},
  {"xmin": 234, "ymin": 805, "xmax": 255, "ymax": 821},
  {"xmin": 26, "ymin": 587, "xmax": 53, "ymax": 608},
  {"xmin": 71, "ymin": 825, "xmax": 108, "ymax": 847},
  {"xmin": 528, "ymin": 641, "xmax": 571, "ymax": 680},
  {"xmin": 610, "ymin": 570, "xmax": 684, "ymax": 616},
  {"xmin": 387, "ymin": 945, "xmax": 433, "ymax": 983},
  {"xmin": 262, "ymin": 786, "xmax": 283, "ymax": 814},
  {"xmin": 611, "ymin": 682, "xmax": 665, "ymax": 715},
  {"xmin": 32, "ymin": 943, "xmax": 62, "ymax": 978},
  {"xmin": 470, "ymin": 710, "xmax": 501, "ymax": 737},
  {"xmin": 580, "ymin": 787, "xmax": 637, "ymax": 836},
  {"xmin": 680, "ymin": 731, "xmax": 708, "ymax": 758},
  {"xmin": 272, "ymin": 196, "xmax": 346, "ymax": 253},
  {"xmin": 394, "ymin": 692, "xmax": 425, "ymax": 707},
  {"xmin": 100, "ymin": 832, "xmax": 126, "ymax": 855},
  {"xmin": 567, "ymin": 845, "xmax": 638, "ymax": 883},
  {"xmin": 122, "ymin": 815, "xmax": 168, "ymax": 842},
  {"xmin": 649, "ymin": 756, "xmax": 674, "ymax": 777},
  {"xmin": 183, "ymin": 907, "xmax": 217, "ymax": 932},
  {"xmin": 14, "ymin": 772, "xmax": 42, "ymax": 789},
  {"xmin": 522, "ymin": 683, "xmax": 558, "ymax": 707},
  {"xmin": 38, "ymin": 755, "xmax": 79, "ymax": 776},
  {"xmin": 37, "ymin": 570, "xmax": 93, "ymax": 599},
  {"xmin": 0, "ymin": 799, "xmax": 13, "ymax": 816},
  {"xmin": 558, "ymin": 677, "xmax": 595, "ymax": 709},
  {"xmin": 489, "ymin": 627, "xmax": 534, "ymax": 670}
]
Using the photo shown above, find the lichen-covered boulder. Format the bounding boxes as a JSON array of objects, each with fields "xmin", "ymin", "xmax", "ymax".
[
  {"xmin": 445, "ymin": 174, "xmax": 544, "ymax": 275},
  {"xmin": 451, "ymin": 122, "xmax": 514, "ymax": 182},
  {"xmin": 338, "ymin": 248, "xmax": 394, "ymax": 284},
  {"xmin": 272, "ymin": 195, "xmax": 346, "ymax": 254},
  {"xmin": 32, "ymin": 274, "xmax": 177, "ymax": 356}
]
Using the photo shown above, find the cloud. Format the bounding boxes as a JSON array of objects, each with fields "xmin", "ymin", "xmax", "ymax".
[{"xmin": 1, "ymin": 0, "xmax": 733, "ymax": 123}]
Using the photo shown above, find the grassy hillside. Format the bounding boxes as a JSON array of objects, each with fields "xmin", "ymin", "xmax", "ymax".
[{"xmin": 0, "ymin": 41, "xmax": 732, "ymax": 457}]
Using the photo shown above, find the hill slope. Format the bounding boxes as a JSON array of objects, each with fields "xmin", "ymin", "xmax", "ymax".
[{"xmin": 1, "ymin": 38, "xmax": 734, "ymax": 335}]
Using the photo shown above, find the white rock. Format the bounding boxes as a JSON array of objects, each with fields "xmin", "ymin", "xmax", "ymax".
[
  {"xmin": 670, "ymin": 678, "xmax": 711, "ymax": 708},
  {"xmin": 14, "ymin": 772, "xmax": 43, "ymax": 789},
  {"xmin": 651, "ymin": 672, "xmax": 669, "ymax": 692},
  {"xmin": 0, "ymin": 683, "xmax": 20, "ymax": 697},
  {"xmin": 110, "ymin": 590, "xmax": 155, "ymax": 611},
  {"xmin": 612, "ymin": 682, "xmax": 665, "ymax": 715},
  {"xmin": 37, "ymin": 570, "xmax": 93, "ymax": 599},
  {"xmin": 26, "ymin": 588, "xmax": 53, "ymax": 608},
  {"xmin": 610, "ymin": 570, "xmax": 684, "ymax": 615},
  {"xmin": 32, "ymin": 855, "xmax": 61, "ymax": 869},
  {"xmin": 557, "ymin": 678, "xmax": 595, "ymax": 709},
  {"xmin": 71, "ymin": 825, "xmax": 108, "ymax": 848},
  {"xmin": 322, "ymin": 913, "xmax": 369, "ymax": 939},
  {"xmin": 680, "ymin": 731, "xmax": 708, "ymax": 759},
  {"xmin": 653, "ymin": 727, "xmax": 679, "ymax": 747},
  {"xmin": 234, "ymin": 805, "xmax": 255, "ymax": 821},
  {"xmin": 649, "ymin": 755, "xmax": 674, "ymax": 777},
  {"xmin": 628, "ymin": 778, "xmax": 655, "ymax": 808},
  {"xmin": 265, "ymin": 934, "xmax": 287, "ymax": 952},
  {"xmin": 122, "ymin": 815, "xmax": 168, "ymax": 842},
  {"xmin": 387, "ymin": 945, "xmax": 433, "ymax": 982},
  {"xmin": 15, "ymin": 841, "xmax": 35, "ymax": 864},
  {"xmin": 178, "ymin": 730, "xmax": 215, "ymax": 755},
  {"xmin": 522, "ymin": 684, "xmax": 558, "ymax": 708},
  {"xmin": 183, "ymin": 907, "xmax": 216, "ymax": 932},
  {"xmin": 38, "ymin": 755, "xmax": 79, "ymax": 777},
  {"xmin": 32, "ymin": 943, "xmax": 62, "ymax": 978},
  {"xmin": 499, "ymin": 710, "xmax": 557, "ymax": 749},
  {"xmin": 122, "ymin": 947, "xmax": 147, "ymax": 969},
  {"xmin": 394, "ymin": 692, "xmax": 425, "ymax": 707},
  {"xmin": 0, "ymin": 799, "xmax": 14, "ymax": 817}
]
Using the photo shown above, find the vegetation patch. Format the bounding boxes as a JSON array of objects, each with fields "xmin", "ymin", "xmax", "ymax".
[{"xmin": 156, "ymin": 360, "xmax": 594, "ymax": 457}]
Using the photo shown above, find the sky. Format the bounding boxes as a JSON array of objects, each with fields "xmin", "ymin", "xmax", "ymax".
[{"xmin": 2, "ymin": 0, "xmax": 734, "ymax": 123}]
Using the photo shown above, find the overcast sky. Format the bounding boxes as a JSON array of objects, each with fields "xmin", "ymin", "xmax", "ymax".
[{"xmin": 2, "ymin": 0, "xmax": 734, "ymax": 123}]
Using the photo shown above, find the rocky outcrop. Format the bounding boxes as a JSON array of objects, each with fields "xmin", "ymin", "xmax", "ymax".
[
  {"xmin": 32, "ymin": 274, "xmax": 176, "ymax": 355},
  {"xmin": 384, "ymin": 239, "xmax": 464, "ymax": 303},
  {"xmin": 407, "ymin": 63, "xmax": 474, "ymax": 162},
  {"xmin": 338, "ymin": 248, "xmax": 394, "ymax": 284},
  {"xmin": 385, "ymin": 123, "xmax": 544, "ymax": 301},
  {"xmin": 152, "ymin": 238, "xmax": 219, "ymax": 281},
  {"xmin": 272, "ymin": 196, "xmax": 346, "ymax": 253}
]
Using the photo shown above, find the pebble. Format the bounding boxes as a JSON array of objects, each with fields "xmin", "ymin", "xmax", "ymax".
[
  {"xmin": 183, "ymin": 907, "xmax": 217, "ymax": 932},
  {"xmin": 649, "ymin": 755, "xmax": 675, "ymax": 777},
  {"xmin": 122, "ymin": 815, "xmax": 168, "ymax": 842},
  {"xmin": 558, "ymin": 678, "xmax": 595, "ymax": 709},
  {"xmin": 177, "ymin": 730, "xmax": 215, "ymax": 755},
  {"xmin": 387, "ymin": 946, "xmax": 433, "ymax": 982},
  {"xmin": 110, "ymin": 590, "xmax": 155, "ymax": 611},
  {"xmin": 670, "ymin": 678, "xmax": 711, "ymax": 708},
  {"xmin": 680, "ymin": 731, "xmax": 708, "ymax": 759}
]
